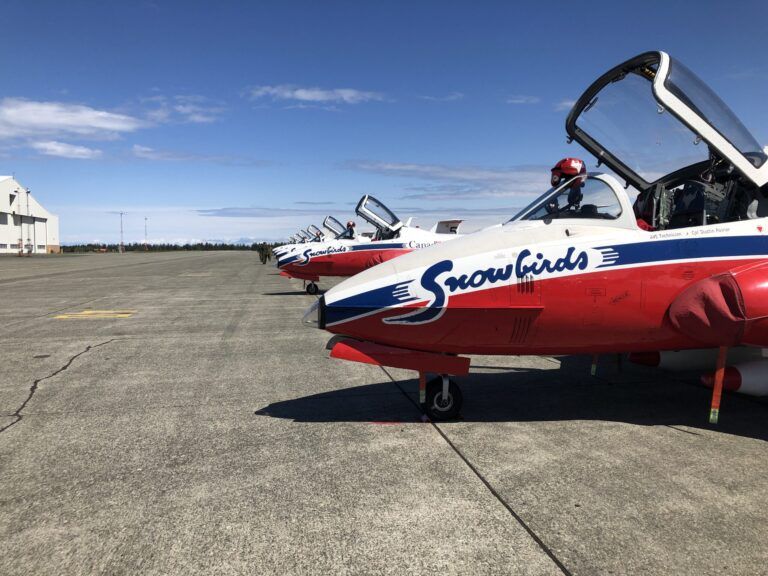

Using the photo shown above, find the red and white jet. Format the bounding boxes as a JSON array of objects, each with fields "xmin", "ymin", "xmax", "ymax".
[
  {"xmin": 279, "ymin": 195, "xmax": 461, "ymax": 294},
  {"xmin": 312, "ymin": 51, "xmax": 768, "ymax": 421},
  {"xmin": 274, "ymin": 218, "xmax": 348, "ymax": 259}
]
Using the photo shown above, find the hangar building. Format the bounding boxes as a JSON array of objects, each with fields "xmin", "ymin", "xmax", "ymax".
[{"xmin": 0, "ymin": 176, "xmax": 60, "ymax": 254}]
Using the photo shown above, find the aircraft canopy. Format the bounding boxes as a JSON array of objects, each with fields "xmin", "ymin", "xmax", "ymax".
[
  {"xmin": 307, "ymin": 224, "xmax": 325, "ymax": 240},
  {"xmin": 323, "ymin": 216, "xmax": 346, "ymax": 237},
  {"xmin": 567, "ymin": 51, "xmax": 768, "ymax": 190},
  {"xmin": 355, "ymin": 195, "xmax": 403, "ymax": 233}
]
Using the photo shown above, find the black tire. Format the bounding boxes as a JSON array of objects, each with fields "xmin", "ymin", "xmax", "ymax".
[
  {"xmin": 424, "ymin": 377, "xmax": 463, "ymax": 421},
  {"xmin": 306, "ymin": 282, "xmax": 319, "ymax": 295}
]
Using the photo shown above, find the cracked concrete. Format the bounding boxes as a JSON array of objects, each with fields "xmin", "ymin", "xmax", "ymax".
[
  {"xmin": 0, "ymin": 252, "xmax": 766, "ymax": 576},
  {"xmin": 0, "ymin": 340, "xmax": 115, "ymax": 434}
]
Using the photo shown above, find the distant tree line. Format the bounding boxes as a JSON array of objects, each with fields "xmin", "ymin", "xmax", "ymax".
[{"xmin": 62, "ymin": 242, "xmax": 281, "ymax": 253}]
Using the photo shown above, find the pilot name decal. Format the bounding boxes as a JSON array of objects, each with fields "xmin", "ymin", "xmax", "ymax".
[{"xmin": 384, "ymin": 246, "xmax": 589, "ymax": 325}]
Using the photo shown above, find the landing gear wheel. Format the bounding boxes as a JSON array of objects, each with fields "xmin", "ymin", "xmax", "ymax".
[
  {"xmin": 306, "ymin": 282, "xmax": 319, "ymax": 295},
  {"xmin": 424, "ymin": 376, "xmax": 462, "ymax": 421}
]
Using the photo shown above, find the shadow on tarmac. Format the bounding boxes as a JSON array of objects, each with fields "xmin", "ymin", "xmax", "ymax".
[{"xmin": 255, "ymin": 356, "xmax": 768, "ymax": 441}]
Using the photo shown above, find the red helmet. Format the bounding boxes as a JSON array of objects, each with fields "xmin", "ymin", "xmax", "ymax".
[
  {"xmin": 551, "ymin": 157, "xmax": 587, "ymax": 187},
  {"xmin": 346, "ymin": 220, "xmax": 356, "ymax": 228}
]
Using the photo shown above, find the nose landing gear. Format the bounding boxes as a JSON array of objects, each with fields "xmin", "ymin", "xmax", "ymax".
[
  {"xmin": 327, "ymin": 339, "xmax": 469, "ymax": 421},
  {"xmin": 423, "ymin": 374, "xmax": 463, "ymax": 421},
  {"xmin": 306, "ymin": 282, "xmax": 319, "ymax": 295}
]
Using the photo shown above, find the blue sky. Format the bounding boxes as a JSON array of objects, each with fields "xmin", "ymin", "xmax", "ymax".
[{"xmin": 1, "ymin": 0, "xmax": 767, "ymax": 243}]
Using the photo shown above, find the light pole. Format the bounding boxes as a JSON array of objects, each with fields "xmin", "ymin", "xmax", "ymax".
[
  {"xmin": 119, "ymin": 211, "xmax": 125, "ymax": 254},
  {"xmin": 26, "ymin": 188, "xmax": 31, "ymax": 255}
]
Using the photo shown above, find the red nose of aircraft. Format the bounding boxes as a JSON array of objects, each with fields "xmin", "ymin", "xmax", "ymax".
[{"xmin": 315, "ymin": 224, "xmax": 534, "ymax": 355}]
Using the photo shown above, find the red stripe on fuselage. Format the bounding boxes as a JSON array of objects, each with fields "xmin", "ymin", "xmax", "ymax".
[
  {"xmin": 282, "ymin": 248, "xmax": 412, "ymax": 279},
  {"xmin": 326, "ymin": 258, "xmax": 765, "ymax": 355}
]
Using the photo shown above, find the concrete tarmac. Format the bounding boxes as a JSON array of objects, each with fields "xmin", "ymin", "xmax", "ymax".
[{"xmin": 0, "ymin": 252, "xmax": 766, "ymax": 575}]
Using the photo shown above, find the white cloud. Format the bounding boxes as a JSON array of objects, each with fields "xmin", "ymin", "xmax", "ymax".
[
  {"xmin": 53, "ymin": 199, "xmax": 513, "ymax": 244},
  {"xmin": 172, "ymin": 104, "xmax": 219, "ymax": 123},
  {"xmin": 506, "ymin": 95, "xmax": 540, "ymax": 105},
  {"xmin": 132, "ymin": 144, "xmax": 175, "ymax": 160},
  {"xmin": 347, "ymin": 160, "xmax": 550, "ymax": 200},
  {"xmin": 131, "ymin": 144, "xmax": 262, "ymax": 166},
  {"xmin": 0, "ymin": 98, "xmax": 142, "ymax": 140},
  {"xmin": 141, "ymin": 94, "xmax": 225, "ymax": 124},
  {"xmin": 31, "ymin": 140, "xmax": 102, "ymax": 159},
  {"xmin": 554, "ymin": 99, "xmax": 576, "ymax": 112},
  {"xmin": 247, "ymin": 84, "xmax": 384, "ymax": 104},
  {"xmin": 282, "ymin": 103, "xmax": 341, "ymax": 112},
  {"xmin": 420, "ymin": 92, "xmax": 464, "ymax": 102}
]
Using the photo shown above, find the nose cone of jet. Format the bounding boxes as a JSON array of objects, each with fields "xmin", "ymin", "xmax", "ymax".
[
  {"xmin": 318, "ymin": 225, "xmax": 502, "ymax": 333},
  {"xmin": 313, "ymin": 224, "xmax": 521, "ymax": 356},
  {"xmin": 319, "ymin": 259, "xmax": 409, "ymax": 329},
  {"xmin": 276, "ymin": 248, "xmax": 302, "ymax": 268}
]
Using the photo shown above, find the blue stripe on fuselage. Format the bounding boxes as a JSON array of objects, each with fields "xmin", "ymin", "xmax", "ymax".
[
  {"xmin": 325, "ymin": 280, "xmax": 416, "ymax": 325},
  {"xmin": 596, "ymin": 235, "xmax": 768, "ymax": 268},
  {"xmin": 279, "ymin": 243, "xmax": 407, "ymax": 266},
  {"xmin": 278, "ymin": 254, "xmax": 301, "ymax": 266},
  {"xmin": 326, "ymin": 233, "xmax": 768, "ymax": 327},
  {"xmin": 348, "ymin": 243, "xmax": 408, "ymax": 251}
]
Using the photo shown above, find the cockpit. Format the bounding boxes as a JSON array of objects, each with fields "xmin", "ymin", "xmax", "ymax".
[
  {"xmin": 355, "ymin": 195, "xmax": 404, "ymax": 241},
  {"xmin": 560, "ymin": 51, "xmax": 768, "ymax": 232},
  {"xmin": 513, "ymin": 176, "xmax": 623, "ymax": 221}
]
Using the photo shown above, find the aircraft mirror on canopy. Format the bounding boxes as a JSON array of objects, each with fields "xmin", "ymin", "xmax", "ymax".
[
  {"xmin": 323, "ymin": 216, "xmax": 346, "ymax": 238},
  {"xmin": 355, "ymin": 195, "xmax": 403, "ymax": 240}
]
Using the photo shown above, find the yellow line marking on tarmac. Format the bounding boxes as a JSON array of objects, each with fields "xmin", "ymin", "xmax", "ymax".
[{"xmin": 53, "ymin": 310, "xmax": 137, "ymax": 319}]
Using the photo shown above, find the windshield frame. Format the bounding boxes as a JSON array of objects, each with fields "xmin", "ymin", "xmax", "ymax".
[
  {"xmin": 507, "ymin": 174, "xmax": 637, "ymax": 229},
  {"xmin": 509, "ymin": 177, "xmax": 577, "ymax": 221},
  {"xmin": 566, "ymin": 52, "xmax": 661, "ymax": 191},
  {"xmin": 654, "ymin": 52, "xmax": 768, "ymax": 187}
]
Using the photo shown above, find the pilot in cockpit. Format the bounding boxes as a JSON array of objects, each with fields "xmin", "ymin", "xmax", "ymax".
[
  {"xmin": 547, "ymin": 158, "xmax": 588, "ymax": 214},
  {"xmin": 338, "ymin": 220, "xmax": 356, "ymax": 240}
]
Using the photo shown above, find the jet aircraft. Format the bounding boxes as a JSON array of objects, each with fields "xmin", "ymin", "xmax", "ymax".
[
  {"xmin": 275, "ymin": 218, "xmax": 346, "ymax": 258},
  {"xmin": 274, "ymin": 216, "xmax": 367, "ymax": 267},
  {"xmin": 279, "ymin": 194, "xmax": 462, "ymax": 294},
  {"xmin": 312, "ymin": 51, "xmax": 768, "ymax": 422}
]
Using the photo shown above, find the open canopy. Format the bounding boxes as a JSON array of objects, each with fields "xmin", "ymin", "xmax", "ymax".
[
  {"xmin": 306, "ymin": 224, "xmax": 325, "ymax": 240},
  {"xmin": 566, "ymin": 51, "xmax": 767, "ymax": 191},
  {"xmin": 323, "ymin": 216, "xmax": 346, "ymax": 237},
  {"xmin": 355, "ymin": 195, "xmax": 403, "ymax": 233}
]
